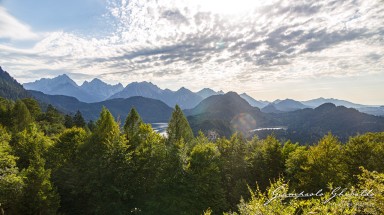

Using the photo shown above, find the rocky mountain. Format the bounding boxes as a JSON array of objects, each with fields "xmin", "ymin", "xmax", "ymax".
[
  {"xmin": 81, "ymin": 78, "xmax": 124, "ymax": 102},
  {"xmin": 0, "ymin": 66, "xmax": 29, "ymax": 100},
  {"xmin": 24, "ymin": 75, "xmax": 123, "ymax": 103},
  {"xmin": 109, "ymin": 82, "xmax": 204, "ymax": 109},
  {"xmin": 28, "ymin": 90, "xmax": 173, "ymax": 123}
]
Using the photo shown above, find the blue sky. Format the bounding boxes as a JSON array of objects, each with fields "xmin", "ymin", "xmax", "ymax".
[{"xmin": 0, "ymin": 0, "xmax": 383, "ymax": 104}]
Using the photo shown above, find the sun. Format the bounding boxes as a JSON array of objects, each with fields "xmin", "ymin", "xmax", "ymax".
[{"xmin": 194, "ymin": 0, "xmax": 267, "ymax": 15}]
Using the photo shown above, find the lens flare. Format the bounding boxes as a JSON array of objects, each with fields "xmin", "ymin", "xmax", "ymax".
[{"xmin": 230, "ymin": 113, "xmax": 256, "ymax": 136}]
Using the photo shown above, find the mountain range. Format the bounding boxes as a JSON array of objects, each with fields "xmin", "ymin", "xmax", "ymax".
[
  {"xmin": 1, "ymin": 69, "xmax": 384, "ymax": 143},
  {"xmin": 23, "ymin": 74, "xmax": 123, "ymax": 103},
  {"xmin": 23, "ymin": 74, "xmax": 383, "ymax": 116}
]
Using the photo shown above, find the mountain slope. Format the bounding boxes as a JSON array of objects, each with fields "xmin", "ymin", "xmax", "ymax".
[
  {"xmin": 28, "ymin": 90, "xmax": 173, "ymax": 123},
  {"xmin": 0, "ymin": 66, "xmax": 29, "ymax": 100},
  {"xmin": 240, "ymin": 93, "xmax": 269, "ymax": 108}
]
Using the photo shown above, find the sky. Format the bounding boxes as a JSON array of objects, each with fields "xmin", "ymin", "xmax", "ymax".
[{"xmin": 0, "ymin": 0, "xmax": 383, "ymax": 105}]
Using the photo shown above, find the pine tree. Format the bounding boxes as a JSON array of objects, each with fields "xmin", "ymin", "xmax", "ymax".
[
  {"xmin": 73, "ymin": 110, "xmax": 86, "ymax": 128},
  {"xmin": 166, "ymin": 105, "xmax": 193, "ymax": 144},
  {"xmin": 64, "ymin": 114, "xmax": 74, "ymax": 128},
  {"xmin": 123, "ymin": 108, "xmax": 143, "ymax": 142},
  {"xmin": 93, "ymin": 107, "xmax": 120, "ymax": 144}
]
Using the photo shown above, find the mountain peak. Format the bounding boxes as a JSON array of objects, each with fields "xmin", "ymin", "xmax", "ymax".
[
  {"xmin": 177, "ymin": 87, "xmax": 190, "ymax": 92},
  {"xmin": 90, "ymin": 78, "xmax": 103, "ymax": 84}
]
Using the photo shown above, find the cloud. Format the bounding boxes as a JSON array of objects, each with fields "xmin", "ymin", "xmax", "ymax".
[
  {"xmin": 0, "ymin": 6, "xmax": 39, "ymax": 41},
  {"xmin": 0, "ymin": 0, "xmax": 383, "ymax": 93}
]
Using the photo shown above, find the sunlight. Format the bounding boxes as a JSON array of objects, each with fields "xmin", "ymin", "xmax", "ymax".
[{"xmin": 194, "ymin": 0, "xmax": 267, "ymax": 15}]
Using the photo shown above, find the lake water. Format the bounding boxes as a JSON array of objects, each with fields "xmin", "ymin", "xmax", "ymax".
[{"xmin": 151, "ymin": 123, "xmax": 168, "ymax": 136}]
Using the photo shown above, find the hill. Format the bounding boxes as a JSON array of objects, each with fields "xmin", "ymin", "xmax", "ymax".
[
  {"xmin": 186, "ymin": 92, "xmax": 274, "ymax": 137},
  {"xmin": 264, "ymin": 103, "xmax": 384, "ymax": 143},
  {"xmin": 28, "ymin": 90, "xmax": 173, "ymax": 123},
  {"xmin": 186, "ymin": 94, "xmax": 384, "ymax": 142}
]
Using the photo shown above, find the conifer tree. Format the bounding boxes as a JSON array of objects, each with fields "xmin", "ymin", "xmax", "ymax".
[
  {"xmin": 64, "ymin": 114, "xmax": 74, "ymax": 128},
  {"xmin": 73, "ymin": 110, "xmax": 86, "ymax": 128},
  {"xmin": 123, "ymin": 108, "xmax": 143, "ymax": 142},
  {"xmin": 166, "ymin": 105, "xmax": 193, "ymax": 144}
]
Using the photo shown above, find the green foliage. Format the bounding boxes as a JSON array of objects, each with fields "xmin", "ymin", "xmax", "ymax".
[
  {"xmin": 9, "ymin": 124, "xmax": 59, "ymax": 214},
  {"xmin": 0, "ymin": 96, "xmax": 383, "ymax": 215},
  {"xmin": 0, "ymin": 97, "xmax": 13, "ymax": 126},
  {"xmin": 18, "ymin": 154, "xmax": 60, "ymax": 214},
  {"xmin": 64, "ymin": 114, "xmax": 74, "ymax": 128},
  {"xmin": 11, "ymin": 100, "xmax": 33, "ymax": 132},
  {"xmin": 93, "ymin": 107, "xmax": 120, "ymax": 144},
  {"xmin": 227, "ymin": 169, "xmax": 384, "ymax": 215},
  {"xmin": 123, "ymin": 107, "xmax": 143, "ymax": 143},
  {"xmin": 345, "ymin": 132, "xmax": 384, "ymax": 183},
  {"xmin": 167, "ymin": 105, "xmax": 194, "ymax": 144},
  {"xmin": 11, "ymin": 124, "xmax": 52, "ymax": 170},
  {"xmin": 299, "ymin": 133, "xmax": 348, "ymax": 190},
  {"xmin": 217, "ymin": 133, "xmax": 251, "ymax": 211},
  {"xmin": 21, "ymin": 98, "xmax": 41, "ymax": 120},
  {"xmin": 38, "ymin": 104, "xmax": 65, "ymax": 136},
  {"xmin": 73, "ymin": 110, "xmax": 86, "ymax": 128},
  {"xmin": 0, "ymin": 126, "xmax": 24, "ymax": 213},
  {"xmin": 186, "ymin": 142, "xmax": 227, "ymax": 214},
  {"xmin": 247, "ymin": 135, "xmax": 285, "ymax": 191}
]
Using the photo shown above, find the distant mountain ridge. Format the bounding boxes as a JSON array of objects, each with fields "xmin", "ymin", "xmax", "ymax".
[
  {"xmin": 109, "ymin": 83, "xmax": 205, "ymax": 109},
  {"xmin": 21, "ymin": 74, "xmax": 384, "ymax": 116},
  {"xmin": 81, "ymin": 78, "xmax": 123, "ymax": 102},
  {"xmin": 24, "ymin": 75, "xmax": 123, "ymax": 103},
  {"xmin": 261, "ymin": 99, "xmax": 309, "ymax": 113}
]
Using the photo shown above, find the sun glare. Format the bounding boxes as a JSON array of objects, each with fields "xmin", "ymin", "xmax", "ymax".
[{"xmin": 194, "ymin": 0, "xmax": 267, "ymax": 15}]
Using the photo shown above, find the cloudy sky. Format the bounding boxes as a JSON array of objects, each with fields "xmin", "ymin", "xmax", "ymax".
[{"xmin": 0, "ymin": 0, "xmax": 383, "ymax": 104}]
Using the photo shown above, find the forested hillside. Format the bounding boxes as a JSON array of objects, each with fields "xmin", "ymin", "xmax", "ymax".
[
  {"xmin": 1, "ymin": 96, "xmax": 383, "ymax": 214},
  {"xmin": 0, "ymin": 67, "xmax": 29, "ymax": 100}
]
